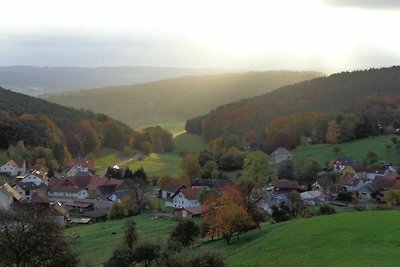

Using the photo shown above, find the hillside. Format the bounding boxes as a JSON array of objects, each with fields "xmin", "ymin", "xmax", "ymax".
[
  {"xmin": 0, "ymin": 87, "xmax": 135, "ymax": 159},
  {"xmin": 0, "ymin": 65, "xmax": 240, "ymax": 96},
  {"xmin": 66, "ymin": 211, "xmax": 400, "ymax": 267},
  {"xmin": 187, "ymin": 66, "xmax": 400, "ymax": 143},
  {"xmin": 42, "ymin": 71, "xmax": 323, "ymax": 128}
]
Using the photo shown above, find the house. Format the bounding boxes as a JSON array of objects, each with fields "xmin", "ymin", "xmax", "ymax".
[
  {"xmin": 166, "ymin": 187, "xmax": 203, "ymax": 209},
  {"xmin": 13, "ymin": 182, "xmax": 47, "ymax": 201},
  {"xmin": 65, "ymin": 199, "xmax": 94, "ymax": 213},
  {"xmin": 175, "ymin": 205, "xmax": 209, "ymax": 219},
  {"xmin": 366, "ymin": 165, "xmax": 397, "ymax": 182},
  {"xmin": 48, "ymin": 186, "xmax": 88, "ymax": 203},
  {"xmin": 50, "ymin": 175, "xmax": 122, "ymax": 195},
  {"xmin": 159, "ymin": 181, "xmax": 186, "ymax": 199},
  {"xmin": 0, "ymin": 159, "xmax": 26, "ymax": 176},
  {"xmin": 270, "ymin": 147, "xmax": 293, "ymax": 164},
  {"xmin": 312, "ymin": 174, "xmax": 333, "ymax": 192},
  {"xmin": 31, "ymin": 191, "xmax": 49, "ymax": 204},
  {"xmin": 273, "ymin": 180, "xmax": 306, "ymax": 194},
  {"xmin": 0, "ymin": 183, "xmax": 22, "ymax": 210},
  {"xmin": 332, "ymin": 156, "xmax": 353, "ymax": 173},
  {"xmin": 67, "ymin": 158, "xmax": 95, "ymax": 176},
  {"xmin": 336, "ymin": 174, "xmax": 365, "ymax": 192},
  {"xmin": 191, "ymin": 179, "xmax": 233, "ymax": 190},
  {"xmin": 260, "ymin": 194, "xmax": 289, "ymax": 214},
  {"xmin": 21, "ymin": 170, "xmax": 48, "ymax": 186},
  {"xmin": 108, "ymin": 190, "xmax": 131, "ymax": 202},
  {"xmin": 357, "ymin": 185, "xmax": 376, "ymax": 200},
  {"xmin": 50, "ymin": 202, "xmax": 69, "ymax": 226},
  {"xmin": 300, "ymin": 191, "xmax": 326, "ymax": 205}
]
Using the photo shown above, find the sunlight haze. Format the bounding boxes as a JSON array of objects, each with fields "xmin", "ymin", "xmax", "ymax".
[{"xmin": 1, "ymin": 0, "xmax": 400, "ymax": 70}]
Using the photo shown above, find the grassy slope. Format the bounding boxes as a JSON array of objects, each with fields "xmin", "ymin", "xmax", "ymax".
[
  {"xmin": 67, "ymin": 211, "xmax": 400, "ymax": 267},
  {"xmin": 291, "ymin": 135, "xmax": 400, "ymax": 166},
  {"xmin": 128, "ymin": 133, "xmax": 209, "ymax": 178},
  {"xmin": 66, "ymin": 214, "xmax": 178, "ymax": 266},
  {"xmin": 202, "ymin": 211, "xmax": 400, "ymax": 267}
]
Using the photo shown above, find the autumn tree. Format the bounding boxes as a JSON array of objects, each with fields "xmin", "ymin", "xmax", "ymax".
[
  {"xmin": 325, "ymin": 120, "xmax": 341, "ymax": 144},
  {"xmin": 203, "ymin": 186, "xmax": 255, "ymax": 244},
  {"xmin": 181, "ymin": 154, "xmax": 201, "ymax": 181}
]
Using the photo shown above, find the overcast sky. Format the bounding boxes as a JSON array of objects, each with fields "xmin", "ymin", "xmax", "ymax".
[{"xmin": 1, "ymin": 0, "xmax": 400, "ymax": 71}]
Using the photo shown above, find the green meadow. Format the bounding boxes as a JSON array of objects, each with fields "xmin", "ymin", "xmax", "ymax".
[{"xmin": 292, "ymin": 135, "xmax": 400, "ymax": 166}]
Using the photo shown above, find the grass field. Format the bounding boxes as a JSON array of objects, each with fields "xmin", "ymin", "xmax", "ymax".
[
  {"xmin": 66, "ymin": 214, "xmax": 178, "ymax": 266},
  {"xmin": 292, "ymin": 135, "xmax": 400, "ymax": 166},
  {"xmin": 173, "ymin": 132, "xmax": 209, "ymax": 154},
  {"xmin": 128, "ymin": 153, "xmax": 183, "ymax": 178},
  {"xmin": 66, "ymin": 210, "xmax": 400, "ymax": 267},
  {"xmin": 138, "ymin": 121, "xmax": 186, "ymax": 137},
  {"xmin": 201, "ymin": 210, "xmax": 400, "ymax": 267},
  {"xmin": 86, "ymin": 148, "xmax": 128, "ymax": 172}
]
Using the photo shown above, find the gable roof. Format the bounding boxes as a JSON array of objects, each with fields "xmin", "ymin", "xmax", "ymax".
[
  {"xmin": 315, "ymin": 175, "xmax": 333, "ymax": 189},
  {"xmin": 0, "ymin": 183, "xmax": 22, "ymax": 201},
  {"xmin": 191, "ymin": 179, "xmax": 233, "ymax": 190},
  {"xmin": 271, "ymin": 147, "xmax": 290, "ymax": 155},
  {"xmin": 55, "ymin": 175, "xmax": 123, "ymax": 191},
  {"xmin": 71, "ymin": 158, "xmax": 94, "ymax": 170},
  {"xmin": 3, "ymin": 160, "xmax": 17, "ymax": 167},
  {"xmin": 49, "ymin": 186, "xmax": 86, "ymax": 193},
  {"xmin": 16, "ymin": 181, "xmax": 46, "ymax": 191},
  {"xmin": 273, "ymin": 180, "xmax": 305, "ymax": 191},
  {"xmin": 31, "ymin": 191, "xmax": 49, "ymax": 203},
  {"xmin": 14, "ymin": 159, "xmax": 25, "ymax": 168},
  {"xmin": 179, "ymin": 187, "xmax": 203, "ymax": 200},
  {"xmin": 52, "ymin": 201, "xmax": 68, "ymax": 217},
  {"xmin": 185, "ymin": 205, "xmax": 209, "ymax": 215},
  {"xmin": 110, "ymin": 190, "xmax": 131, "ymax": 201},
  {"xmin": 160, "ymin": 181, "xmax": 185, "ymax": 193},
  {"xmin": 370, "ymin": 176, "xmax": 400, "ymax": 192}
]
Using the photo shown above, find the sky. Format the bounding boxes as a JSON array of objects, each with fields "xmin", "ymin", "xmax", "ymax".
[{"xmin": 1, "ymin": 0, "xmax": 400, "ymax": 71}]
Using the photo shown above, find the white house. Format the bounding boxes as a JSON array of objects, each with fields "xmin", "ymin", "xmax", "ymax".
[
  {"xmin": 13, "ymin": 182, "xmax": 47, "ymax": 201},
  {"xmin": 48, "ymin": 186, "xmax": 88, "ymax": 203},
  {"xmin": 166, "ymin": 187, "xmax": 203, "ymax": 209},
  {"xmin": 0, "ymin": 183, "xmax": 22, "ymax": 210},
  {"xmin": 270, "ymin": 147, "xmax": 292, "ymax": 164},
  {"xmin": 159, "ymin": 182, "xmax": 185, "ymax": 200},
  {"xmin": 300, "ymin": 191, "xmax": 326, "ymax": 205},
  {"xmin": 21, "ymin": 171, "xmax": 48, "ymax": 186},
  {"xmin": 0, "ymin": 159, "xmax": 26, "ymax": 176},
  {"xmin": 67, "ymin": 158, "xmax": 94, "ymax": 176}
]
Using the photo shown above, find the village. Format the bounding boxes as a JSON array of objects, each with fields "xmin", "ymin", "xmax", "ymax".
[{"xmin": 1, "ymin": 146, "xmax": 399, "ymax": 226}]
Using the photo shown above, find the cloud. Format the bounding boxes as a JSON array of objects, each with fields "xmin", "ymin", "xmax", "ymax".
[{"xmin": 319, "ymin": 0, "xmax": 400, "ymax": 9}]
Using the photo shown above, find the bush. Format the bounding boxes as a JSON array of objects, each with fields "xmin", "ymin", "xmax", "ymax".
[
  {"xmin": 319, "ymin": 205, "xmax": 336, "ymax": 215},
  {"xmin": 188, "ymin": 250, "xmax": 226, "ymax": 267},
  {"xmin": 104, "ymin": 247, "xmax": 134, "ymax": 267}
]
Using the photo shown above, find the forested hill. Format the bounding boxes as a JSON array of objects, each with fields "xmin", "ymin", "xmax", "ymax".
[
  {"xmin": 186, "ymin": 66, "xmax": 400, "ymax": 149},
  {"xmin": 42, "ymin": 71, "xmax": 323, "ymax": 128},
  {"xmin": 0, "ymin": 87, "xmax": 135, "ymax": 157}
]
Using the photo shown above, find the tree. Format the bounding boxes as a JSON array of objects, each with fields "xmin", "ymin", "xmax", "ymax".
[
  {"xmin": 201, "ymin": 160, "xmax": 219, "ymax": 178},
  {"xmin": 124, "ymin": 218, "xmax": 138, "ymax": 249},
  {"xmin": 181, "ymin": 154, "xmax": 201, "ymax": 181},
  {"xmin": 170, "ymin": 219, "xmax": 200, "ymax": 247},
  {"xmin": 104, "ymin": 247, "xmax": 134, "ymax": 267},
  {"xmin": 188, "ymin": 250, "xmax": 226, "ymax": 267},
  {"xmin": 242, "ymin": 151, "xmax": 272, "ymax": 184},
  {"xmin": 0, "ymin": 207, "xmax": 78, "ymax": 267},
  {"xmin": 287, "ymin": 191, "xmax": 306, "ymax": 218},
  {"xmin": 299, "ymin": 158, "xmax": 321, "ymax": 189},
  {"xmin": 203, "ymin": 186, "xmax": 255, "ymax": 244},
  {"xmin": 277, "ymin": 160, "xmax": 295, "ymax": 180},
  {"xmin": 132, "ymin": 240, "xmax": 160, "ymax": 267},
  {"xmin": 271, "ymin": 202, "xmax": 292, "ymax": 223},
  {"xmin": 325, "ymin": 120, "xmax": 341, "ymax": 144}
]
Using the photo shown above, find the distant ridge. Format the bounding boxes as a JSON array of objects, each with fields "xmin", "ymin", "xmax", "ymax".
[{"xmin": 42, "ymin": 70, "xmax": 322, "ymax": 128}]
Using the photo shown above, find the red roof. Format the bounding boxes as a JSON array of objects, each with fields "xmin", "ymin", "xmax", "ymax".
[
  {"xmin": 186, "ymin": 205, "xmax": 209, "ymax": 215},
  {"xmin": 14, "ymin": 159, "xmax": 25, "ymax": 168},
  {"xmin": 72, "ymin": 158, "xmax": 94, "ymax": 170},
  {"xmin": 180, "ymin": 188, "xmax": 203, "ymax": 200},
  {"xmin": 53, "ymin": 176, "xmax": 123, "ymax": 191}
]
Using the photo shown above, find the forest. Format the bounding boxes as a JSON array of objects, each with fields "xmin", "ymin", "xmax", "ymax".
[
  {"xmin": 186, "ymin": 66, "xmax": 400, "ymax": 152},
  {"xmin": 0, "ymin": 87, "xmax": 173, "ymax": 170}
]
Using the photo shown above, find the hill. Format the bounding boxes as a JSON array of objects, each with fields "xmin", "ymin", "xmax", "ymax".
[
  {"xmin": 0, "ymin": 87, "xmax": 136, "ymax": 166},
  {"xmin": 66, "ymin": 211, "xmax": 400, "ymax": 267},
  {"xmin": 0, "ymin": 65, "xmax": 240, "ymax": 96},
  {"xmin": 186, "ymin": 66, "xmax": 400, "ymax": 148},
  {"xmin": 42, "ymin": 71, "xmax": 323, "ymax": 128}
]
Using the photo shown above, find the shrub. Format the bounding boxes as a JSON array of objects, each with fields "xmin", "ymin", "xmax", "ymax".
[{"xmin": 319, "ymin": 205, "xmax": 336, "ymax": 215}]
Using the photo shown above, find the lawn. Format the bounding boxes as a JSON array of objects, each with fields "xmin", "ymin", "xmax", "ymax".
[
  {"xmin": 201, "ymin": 210, "xmax": 400, "ymax": 267},
  {"xmin": 86, "ymin": 148, "xmax": 126, "ymax": 172},
  {"xmin": 128, "ymin": 153, "xmax": 183, "ymax": 178},
  {"xmin": 173, "ymin": 132, "xmax": 209, "ymax": 154},
  {"xmin": 292, "ymin": 135, "xmax": 400, "ymax": 166},
  {"xmin": 65, "ymin": 214, "xmax": 178, "ymax": 266}
]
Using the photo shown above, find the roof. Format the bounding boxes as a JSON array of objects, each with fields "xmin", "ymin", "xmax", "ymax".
[
  {"xmin": 339, "ymin": 174, "xmax": 362, "ymax": 187},
  {"xmin": 191, "ymin": 179, "xmax": 233, "ymax": 189},
  {"xmin": 315, "ymin": 176, "xmax": 333, "ymax": 189},
  {"xmin": 384, "ymin": 172, "xmax": 399, "ymax": 180},
  {"xmin": 273, "ymin": 180, "xmax": 305, "ymax": 191},
  {"xmin": 3, "ymin": 159, "xmax": 17, "ymax": 167},
  {"xmin": 271, "ymin": 147, "xmax": 291, "ymax": 155},
  {"xmin": 96, "ymin": 184, "xmax": 118, "ymax": 196},
  {"xmin": 72, "ymin": 158, "xmax": 95, "ymax": 170},
  {"xmin": 69, "ymin": 217, "xmax": 93, "ymax": 224},
  {"xmin": 300, "ymin": 191, "xmax": 323, "ymax": 199},
  {"xmin": 110, "ymin": 190, "xmax": 131, "ymax": 200},
  {"xmin": 65, "ymin": 200, "xmax": 94, "ymax": 208},
  {"xmin": 14, "ymin": 159, "xmax": 25, "ymax": 168},
  {"xmin": 31, "ymin": 191, "xmax": 49, "ymax": 203},
  {"xmin": 54, "ymin": 175, "xmax": 122, "ymax": 191},
  {"xmin": 52, "ymin": 201, "xmax": 69, "ymax": 217},
  {"xmin": 81, "ymin": 208, "xmax": 108, "ymax": 218},
  {"xmin": 370, "ymin": 177, "xmax": 400, "ymax": 192},
  {"xmin": 358, "ymin": 185, "xmax": 376, "ymax": 194},
  {"xmin": 185, "ymin": 205, "xmax": 209, "ymax": 215},
  {"xmin": 266, "ymin": 194, "xmax": 288, "ymax": 207},
  {"xmin": 49, "ymin": 186, "xmax": 86, "ymax": 193},
  {"xmin": 16, "ymin": 181, "xmax": 46, "ymax": 191},
  {"xmin": 178, "ymin": 187, "xmax": 203, "ymax": 200},
  {"xmin": 0, "ymin": 183, "xmax": 22, "ymax": 201},
  {"xmin": 350, "ymin": 162, "xmax": 365, "ymax": 173},
  {"xmin": 334, "ymin": 156, "xmax": 353, "ymax": 166},
  {"xmin": 160, "ymin": 181, "xmax": 185, "ymax": 193}
]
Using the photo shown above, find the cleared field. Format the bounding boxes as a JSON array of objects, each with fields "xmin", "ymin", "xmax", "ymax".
[
  {"xmin": 292, "ymin": 135, "xmax": 400, "ymax": 166},
  {"xmin": 128, "ymin": 153, "xmax": 183, "ymax": 178},
  {"xmin": 173, "ymin": 132, "xmax": 209, "ymax": 154}
]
